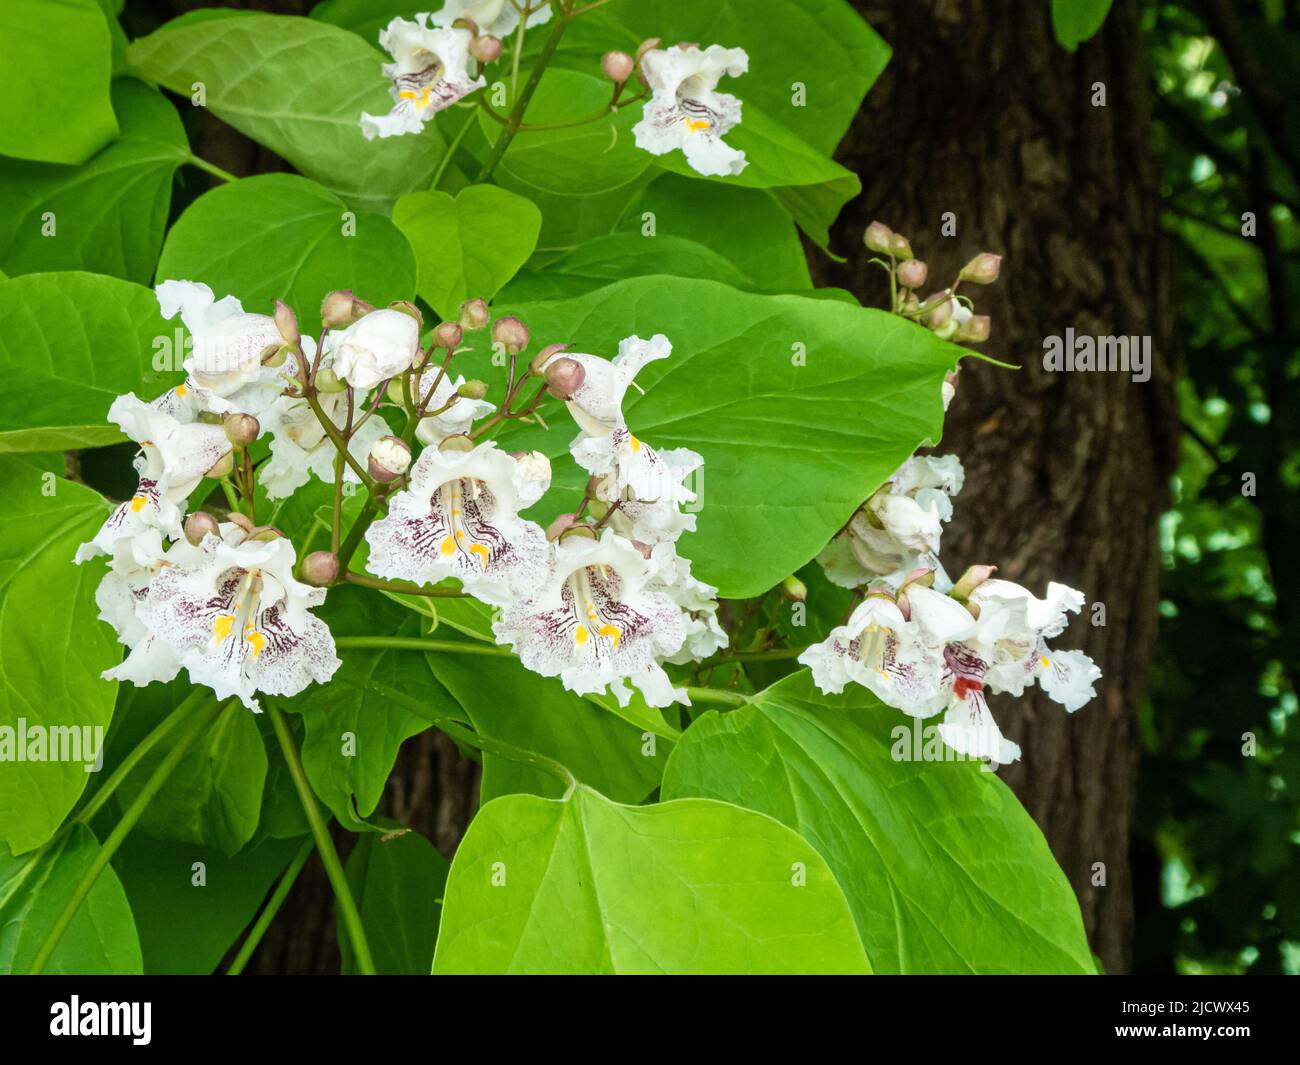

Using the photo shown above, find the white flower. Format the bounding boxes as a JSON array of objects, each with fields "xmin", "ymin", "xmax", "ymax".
[
  {"xmin": 155, "ymin": 280, "xmax": 285, "ymax": 415},
  {"xmin": 75, "ymin": 393, "xmax": 231, "ymax": 562},
  {"xmin": 330, "ymin": 309, "xmax": 421, "ymax": 390},
  {"xmin": 259, "ymin": 370, "xmax": 393, "ymax": 500},
  {"xmin": 413, "ymin": 369, "xmax": 496, "ymax": 446},
  {"xmin": 364, "ymin": 441, "xmax": 550, "ymax": 606},
  {"xmin": 110, "ymin": 525, "xmax": 340, "ymax": 711},
  {"xmin": 648, "ymin": 543, "xmax": 727, "ymax": 664},
  {"xmin": 430, "ymin": 0, "xmax": 552, "ymax": 37},
  {"xmin": 633, "ymin": 44, "xmax": 749, "ymax": 177},
  {"xmin": 360, "ymin": 18, "xmax": 486, "ymax": 139},
  {"xmin": 538, "ymin": 333, "xmax": 671, "ymax": 437},
  {"xmin": 495, "ymin": 530, "xmax": 688, "ymax": 708}
]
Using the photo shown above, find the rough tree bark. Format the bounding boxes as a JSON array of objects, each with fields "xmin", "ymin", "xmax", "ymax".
[{"xmin": 821, "ymin": 0, "xmax": 1180, "ymax": 972}]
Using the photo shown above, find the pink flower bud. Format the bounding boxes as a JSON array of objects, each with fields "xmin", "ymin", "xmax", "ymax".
[
  {"xmin": 955, "ymin": 314, "xmax": 991, "ymax": 343},
  {"xmin": 923, "ymin": 293, "xmax": 953, "ymax": 329},
  {"xmin": 951, "ymin": 564, "xmax": 997, "ymax": 601},
  {"xmin": 227, "ymin": 512, "xmax": 254, "ymax": 534},
  {"xmin": 183, "ymin": 511, "xmax": 219, "ymax": 545},
  {"xmin": 491, "ymin": 315, "xmax": 530, "ymax": 355},
  {"xmin": 888, "ymin": 233, "xmax": 914, "ymax": 261},
  {"xmin": 635, "ymin": 37, "xmax": 662, "ymax": 62},
  {"xmin": 368, "ymin": 435, "xmax": 412, "ymax": 482},
  {"xmin": 274, "ymin": 299, "xmax": 300, "ymax": 346},
  {"xmin": 321, "ymin": 289, "xmax": 373, "ymax": 328},
  {"xmin": 302, "ymin": 550, "xmax": 340, "ymax": 586},
  {"xmin": 544, "ymin": 356, "xmax": 585, "ymax": 399},
  {"xmin": 959, "ymin": 253, "xmax": 1002, "ymax": 285},
  {"xmin": 458, "ymin": 298, "xmax": 490, "ymax": 331},
  {"xmin": 897, "ymin": 259, "xmax": 928, "ymax": 289},
  {"xmin": 602, "ymin": 50, "xmax": 635, "ymax": 82},
  {"xmin": 529, "ymin": 342, "xmax": 569, "ymax": 375},
  {"xmin": 433, "ymin": 320, "xmax": 463, "ymax": 350},
  {"xmin": 469, "ymin": 34, "xmax": 502, "ymax": 63},
  {"xmin": 864, "ymin": 220, "xmax": 894, "ymax": 254},
  {"xmin": 223, "ymin": 412, "xmax": 260, "ymax": 447}
]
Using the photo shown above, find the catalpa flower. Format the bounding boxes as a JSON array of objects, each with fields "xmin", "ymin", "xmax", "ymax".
[
  {"xmin": 330, "ymin": 308, "xmax": 421, "ymax": 391},
  {"xmin": 75, "ymin": 393, "xmax": 231, "ymax": 562},
  {"xmin": 633, "ymin": 44, "xmax": 749, "ymax": 177},
  {"xmin": 155, "ymin": 280, "xmax": 286, "ymax": 416},
  {"xmin": 495, "ymin": 530, "xmax": 688, "ymax": 708},
  {"xmin": 414, "ymin": 369, "xmax": 496, "ymax": 446},
  {"xmin": 113, "ymin": 524, "xmax": 340, "ymax": 711},
  {"xmin": 572, "ymin": 426, "xmax": 700, "ymax": 515},
  {"xmin": 360, "ymin": 18, "xmax": 485, "ymax": 140},
  {"xmin": 539, "ymin": 333, "xmax": 671, "ymax": 437},
  {"xmin": 588, "ymin": 441, "xmax": 702, "ymax": 549},
  {"xmin": 430, "ymin": 0, "xmax": 551, "ymax": 37},
  {"xmin": 365, "ymin": 440, "xmax": 551, "ymax": 606}
]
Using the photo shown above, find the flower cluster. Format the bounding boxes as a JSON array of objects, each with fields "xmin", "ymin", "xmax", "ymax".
[
  {"xmin": 797, "ymin": 227, "xmax": 1102, "ymax": 765},
  {"xmin": 78, "ymin": 275, "xmax": 724, "ymax": 714},
  {"xmin": 357, "ymin": 4, "xmax": 750, "ymax": 177}
]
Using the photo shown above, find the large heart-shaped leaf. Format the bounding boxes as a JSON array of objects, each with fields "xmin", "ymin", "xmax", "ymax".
[
  {"xmin": 662, "ymin": 671, "xmax": 1096, "ymax": 974},
  {"xmin": 433, "ymin": 784, "xmax": 870, "ymax": 974},
  {"xmin": 0, "ymin": 0, "xmax": 118, "ymax": 165},
  {"xmin": 0, "ymin": 824, "xmax": 141, "ymax": 974},
  {"xmin": 0, "ymin": 460, "xmax": 121, "ymax": 854},
  {"xmin": 0, "ymin": 272, "xmax": 171, "ymax": 453},
  {"xmin": 488, "ymin": 275, "xmax": 958, "ymax": 598},
  {"xmin": 156, "ymin": 173, "xmax": 416, "ymax": 324},
  {"xmin": 127, "ymin": 13, "xmax": 445, "ymax": 211},
  {"xmin": 0, "ymin": 79, "xmax": 188, "ymax": 284},
  {"xmin": 393, "ymin": 185, "xmax": 541, "ymax": 319}
]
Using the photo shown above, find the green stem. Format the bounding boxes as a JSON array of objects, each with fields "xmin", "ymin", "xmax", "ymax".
[
  {"xmin": 336, "ymin": 635, "xmax": 510, "ymax": 656},
  {"xmin": 29, "ymin": 694, "xmax": 224, "ymax": 974},
  {"xmin": 225, "ymin": 838, "xmax": 314, "ymax": 975},
  {"xmin": 342, "ymin": 572, "xmax": 468, "ymax": 597},
  {"xmin": 305, "ymin": 392, "xmax": 376, "ymax": 491},
  {"xmin": 187, "ymin": 153, "xmax": 238, "ymax": 183},
  {"xmin": 685, "ymin": 687, "xmax": 749, "ymax": 709},
  {"xmin": 266, "ymin": 704, "xmax": 376, "ymax": 976},
  {"xmin": 72, "ymin": 687, "xmax": 211, "ymax": 828},
  {"xmin": 337, "ymin": 497, "xmax": 379, "ymax": 572},
  {"xmin": 430, "ymin": 112, "xmax": 475, "ymax": 191},
  {"xmin": 477, "ymin": 8, "xmax": 571, "ymax": 182}
]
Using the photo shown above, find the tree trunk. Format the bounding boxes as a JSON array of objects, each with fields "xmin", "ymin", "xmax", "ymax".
[{"xmin": 823, "ymin": 0, "xmax": 1180, "ymax": 973}]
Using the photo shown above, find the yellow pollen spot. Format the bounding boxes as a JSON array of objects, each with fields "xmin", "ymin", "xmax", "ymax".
[
  {"xmin": 469, "ymin": 543, "xmax": 489, "ymax": 570},
  {"xmin": 244, "ymin": 624, "xmax": 267, "ymax": 658},
  {"xmin": 439, "ymin": 538, "xmax": 456, "ymax": 556},
  {"xmin": 175, "ymin": 384, "xmax": 187, "ymax": 397},
  {"xmin": 685, "ymin": 117, "xmax": 710, "ymax": 132},
  {"xmin": 130, "ymin": 494, "xmax": 149, "ymax": 513},
  {"xmin": 212, "ymin": 614, "xmax": 235, "ymax": 644},
  {"xmin": 629, "ymin": 435, "xmax": 642, "ymax": 453},
  {"xmin": 452, "ymin": 507, "xmax": 463, "ymax": 517},
  {"xmin": 586, "ymin": 603, "xmax": 599, "ymax": 620},
  {"xmin": 1040, "ymin": 655, "xmax": 1051, "ymax": 671},
  {"xmin": 597, "ymin": 624, "xmax": 621, "ymax": 647},
  {"xmin": 574, "ymin": 624, "xmax": 589, "ymax": 645}
]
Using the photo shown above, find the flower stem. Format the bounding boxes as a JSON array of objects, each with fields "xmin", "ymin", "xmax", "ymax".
[
  {"xmin": 342, "ymin": 572, "xmax": 468, "ymax": 597},
  {"xmin": 225, "ymin": 837, "xmax": 314, "ymax": 975},
  {"xmin": 335, "ymin": 635, "xmax": 510, "ymax": 655},
  {"xmin": 685, "ymin": 687, "xmax": 749, "ymax": 709},
  {"xmin": 430, "ymin": 111, "xmax": 475, "ymax": 191},
  {"xmin": 28, "ymin": 693, "xmax": 224, "ymax": 974},
  {"xmin": 266, "ymin": 704, "xmax": 376, "ymax": 976},
  {"xmin": 186, "ymin": 153, "xmax": 238, "ymax": 183}
]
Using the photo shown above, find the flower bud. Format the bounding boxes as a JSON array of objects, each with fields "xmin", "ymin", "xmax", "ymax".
[
  {"xmin": 544, "ymin": 356, "xmax": 585, "ymax": 399},
  {"xmin": 227, "ymin": 512, "xmax": 254, "ymax": 534},
  {"xmin": 864, "ymin": 220, "xmax": 894, "ymax": 254},
  {"xmin": 546, "ymin": 513, "xmax": 580, "ymax": 541},
  {"xmin": 897, "ymin": 259, "xmax": 928, "ymax": 290},
  {"xmin": 923, "ymin": 293, "xmax": 953, "ymax": 329},
  {"xmin": 491, "ymin": 315, "xmax": 529, "ymax": 355},
  {"xmin": 274, "ymin": 299, "xmax": 300, "ymax": 346},
  {"xmin": 302, "ymin": 550, "xmax": 340, "ymax": 587},
  {"xmin": 223, "ymin": 412, "xmax": 260, "ymax": 447},
  {"xmin": 206, "ymin": 451, "xmax": 235, "ymax": 479},
  {"xmin": 781, "ymin": 574, "xmax": 808, "ymax": 602},
  {"xmin": 457, "ymin": 379, "xmax": 489, "ymax": 400},
  {"xmin": 959, "ymin": 253, "xmax": 1002, "ymax": 285},
  {"xmin": 315, "ymin": 367, "xmax": 348, "ymax": 393},
  {"xmin": 955, "ymin": 314, "xmax": 991, "ymax": 344},
  {"xmin": 469, "ymin": 34, "xmax": 502, "ymax": 63},
  {"xmin": 951, "ymin": 564, "xmax": 997, "ymax": 601},
  {"xmin": 433, "ymin": 320, "xmax": 463, "ymax": 350},
  {"xmin": 388, "ymin": 299, "xmax": 423, "ymax": 326},
  {"xmin": 458, "ymin": 297, "xmax": 490, "ymax": 331},
  {"xmin": 439, "ymin": 433, "xmax": 476, "ymax": 454},
  {"xmin": 888, "ymin": 233, "xmax": 913, "ymax": 261},
  {"xmin": 183, "ymin": 511, "xmax": 219, "ymax": 545},
  {"xmin": 601, "ymin": 50, "xmax": 635, "ymax": 82},
  {"xmin": 369, "ymin": 435, "xmax": 412, "ymax": 482},
  {"xmin": 529, "ymin": 342, "xmax": 569, "ymax": 375},
  {"xmin": 321, "ymin": 289, "xmax": 373, "ymax": 328}
]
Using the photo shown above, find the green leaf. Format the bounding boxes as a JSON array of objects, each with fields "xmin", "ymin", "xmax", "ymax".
[
  {"xmin": 0, "ymin": 272, "xmax": 173, "ymax": 454},
  {"xmin": 393, "ymin": 185, "xmax": 541, "ymax": 319},
  {"xmin": 112, "ymin": 833, "xmax": 302, "ymax": 974},
  {"xmin": 662, "ymin": 671, "xmax": 1096, "ymax": 974},
  {"xmin": 127, "ymin": 12, "xmax": 445, "ymax": 211},
  {"xmin": 0, "ymin": 460, "xmax": 120, "ymax": 854},
  {"xmin": 1051, "ymin": 0, "xmax": 1114, "ymax": 51},
  {"xmin": 116, "ymin": 700, "xmax": 268, "ymax": 857},
  {"xmin": 491, "ymin": 276, "xmax": 959, "ymax": 598},
  {"xmin": 433, "ymin": 785, "xmax": 870, "ymax": 974},
  {"xmin": 0, "ymin": 0, "xmax": 117, "ymax": 165},
  {"xmin": 155, "ymin": 173, "xmax": 417, "ymax": 324},
  {"xmin": 342, "ymin": 829, "xmax": 449, "ymax": 975},
  {"xmin": 0, "ymin": 824, "xmax": 142, "ymax": 974},
  {"xmin": 0, "ymin": 79, "xmax": 188, "ymax": 284}
]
